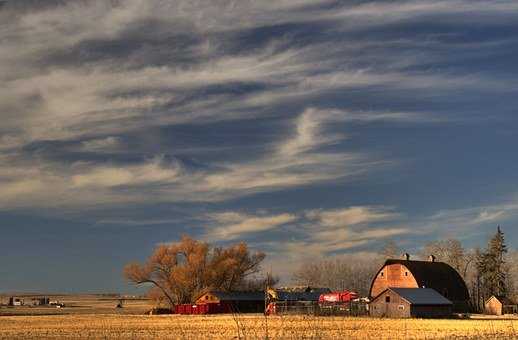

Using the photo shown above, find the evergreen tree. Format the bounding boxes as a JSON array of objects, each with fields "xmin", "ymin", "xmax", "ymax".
[
  {"xmin": 478, "ymin": 226, "xmax": 508, "ymax": 299},
  {"xmin": 474, "ymin": 247, "xmax": 484, "ymax": 311}
]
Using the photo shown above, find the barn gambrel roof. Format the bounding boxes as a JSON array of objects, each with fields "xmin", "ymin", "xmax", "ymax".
[{"xmin": 370, "ymin": 259, "xmax": 470, "ymax": 301}]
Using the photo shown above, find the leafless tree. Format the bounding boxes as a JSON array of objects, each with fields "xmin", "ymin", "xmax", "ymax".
[
  {"xmin": 380, "ymin": 240, "xmax": 401, "ymax": 259},
  {"xmin": 418, "ymin": 239, "xmax": 473, "ymax": 280},
  {"xmin": 291, "ymin": 254, "xmax": 383, "ymax": 296},
  {"xmin": 124, "ymin": 236, "xmax": 265, "ymax": 305}
]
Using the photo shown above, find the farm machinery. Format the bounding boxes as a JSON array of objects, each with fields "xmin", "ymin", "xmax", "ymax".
[
  {"xmin": 317, "ymin": 290, "xmax": 362, "ymax": 315},
  {"xmin": 265, "ymin": 287, "xmax": 367, "ymax": 316}
]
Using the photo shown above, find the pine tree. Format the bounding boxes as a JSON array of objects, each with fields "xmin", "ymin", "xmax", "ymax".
[
  {"xmin": 479, "ymin": 226, "xmax": 508, "ymax": 299},
  {"xmin": 474, "ymin": 247, "xmax": 484, "ymax": 311}
]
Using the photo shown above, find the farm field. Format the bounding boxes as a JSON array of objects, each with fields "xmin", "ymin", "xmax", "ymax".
[
  {"xmin": 1, "ymin": 314, "xmax": 518, "ymax": 339},
  {"xmin": 0, "ymin": 295, "xmax": 153, "ymax": 316}
]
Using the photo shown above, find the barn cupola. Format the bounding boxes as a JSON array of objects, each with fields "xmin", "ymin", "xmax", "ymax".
[
  {"xmin": 428, "ymin": 255, "xmax": 436, "ymax": 262},
  {"xmin": 402, "ymin": 253, "xmax": 410, "ymax": 260}
]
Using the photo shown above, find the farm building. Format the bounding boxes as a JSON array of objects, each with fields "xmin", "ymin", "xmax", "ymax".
[
  {"xmin": 8, "ymin": 297, "xmax": 24, "ymax": 306},
  {"xmin": 194, "ymin": 291, "xmax": 264, "ymax": 313},
  {"xmin": 369, "ymin": 254, "xmax": 470, "ymax": 312},
  {"xmin": 485, "ymin": 296, "xmax": 518, "ymax": 315},
  {"xmin": 370, "ymin": 287, "xmax": 453, "ymax": 318},
  {"xmin": 30, "ymin": 297, "xmax": 50, "ymax": 306},
  {"xmin": 266, "ymin": 287, "xmax": 331, "ymax": 315}
]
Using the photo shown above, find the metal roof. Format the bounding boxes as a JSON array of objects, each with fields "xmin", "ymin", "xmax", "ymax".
[
  {"xmin": 371, "ymin": 259, "xmax": 470, "ymax": 301},
  {"xmin": 273, "ymin": 291, "xmax": 322, "ymax": 301},
  {"xmin": 390, "ymin": 288, "xmax": 452, "ymax": 305},
  {"xmin": 210, "ymin": 291, "xmax": 264, "ymax": 301}
]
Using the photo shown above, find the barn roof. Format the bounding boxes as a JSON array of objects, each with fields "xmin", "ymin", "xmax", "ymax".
[
  {"xmin": 389, "ymin": 288, "xmax": 452, "ymax": 305},
  {"xmin": 489, "ymin": 295, "xmax": 517, "ymax": 306},
  {"xmin": 376, "ymin": 259, "xmax": 470, "ymax": 301},
  {"xmin": 204, "ymin": 291, "xmax": 265, "ymax": 301},
  {"xmin": 273, "ymin": 291, "xmax": 322, "ymax": 301},
  {"xmin": 268, "ymin": 286, "xmax": 331, "ymax": 301}
]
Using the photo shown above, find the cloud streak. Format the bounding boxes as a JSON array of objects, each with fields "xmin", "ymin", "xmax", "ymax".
[
  {"xmin": 207, "ymin": 205, "xmax": 407, "ymax": 251},
  {"xmin": 206, "ymin": 212, "xmax": 297, "ymax": 240},
  {"xmin": 0, "ymin": 107, "xmax": 371, "ymax": 210},
  {"xmin": 1, "ymin": 0, "xmax": 516, "ymax": 214}
]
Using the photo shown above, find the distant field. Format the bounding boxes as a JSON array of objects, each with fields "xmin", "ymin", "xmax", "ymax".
[
  {"xmin": 0, "ymin": 295, "xmax": 153, "ymax": 316},
  {"xmin": 1, "ymin": 314, "xmax": 518, "ymax": 339}
]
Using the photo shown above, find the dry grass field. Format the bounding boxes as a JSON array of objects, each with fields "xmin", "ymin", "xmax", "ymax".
[
  {"xmin": 1, "ymin": 314, "xmax": 518, "ymax": 339},
  {"xmin": 0, "ymin": 295, "xmax": 153, "ymax": 316}
]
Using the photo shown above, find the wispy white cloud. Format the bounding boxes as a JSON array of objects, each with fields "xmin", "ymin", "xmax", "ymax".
[
  {"xmin": 71, "ymin": 161, "xmax": 181, "ymax": 189},
  {"xmin": 2, "ymin": 0, "xmax": 515, "ymax": 149},
  {"xmin": 0, "ymin": 0, "xmax": 515, "ymax": 213},
  {"xmin": 206, "ymin": 205, "xmax": 407, "ymax": 253},
  {"xmin": 0, "ymin": 107, "xmax": 350, "ymax": 209},
  {"xmin": 422, "ymin": 203, "xmax": 518, "ymax": 234},
  {"xmin": 206, "ymin": 212, "xmax": 297, "ymax": 240},
  {"xmin": 300, "ymin": 206, "xmax": 407, "ymax": 253},
  {"xmin": 306, "ymin": 206, "xmax": 401, "ymax": 228},
  {"xmin": 79, "ymin": 137, "xmax": 122, "ymax": 153},
  {"xmin": 243, "ymin": 200, "xmax": 518, "ymax": 276}
]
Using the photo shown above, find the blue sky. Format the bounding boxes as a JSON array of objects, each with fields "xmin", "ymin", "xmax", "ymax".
[{"xmin": 1, "ymin": 0, "xmax": 518, "ymax": 292}]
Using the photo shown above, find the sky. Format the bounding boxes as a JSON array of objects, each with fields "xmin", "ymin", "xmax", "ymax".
[{"xmin": 1, "ymin": 0, "xmax": 518, "ymax": 293}]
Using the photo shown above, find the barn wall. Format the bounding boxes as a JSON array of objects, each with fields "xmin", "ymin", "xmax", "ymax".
[
  {"xmin": 485, "ymin": 297, "xmax": 502, "ymax": 315},
  {"xmin": 410, "ymin": 305, "xmax": 452, "ymax": 318},
  {"xmin": 231, "ymin": 301, "xmax": 264, "ymax": 313},
  {"xmin": 369, "ymin": 290, "xmax": 411, "ymax": 318},
  {"xmin": 370, "ymin": 264, "xmax": 418, "ymax": 298}
]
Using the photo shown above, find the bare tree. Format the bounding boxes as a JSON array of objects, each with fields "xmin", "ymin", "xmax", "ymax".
[
  {"xmin": 124, "ymin": 236, "xmax": 265, "ymax": 305},
  {"xmin": 505, "ymin": 250, "xmax": 518, "ymax": 301},
  {"xmin": 291, "ymin": 254, "xmax": 382, "ymax": 296},
  {"xmin": 147, "ymin": 286, "xmax": 167, "ymax": 307},
  {"xmin": 380, "ymin": 240, "xmax": 400, "ymax": 259},
  {"xmin": 418, "ymin": 239, "xmax": 473, "ymax": 279}
]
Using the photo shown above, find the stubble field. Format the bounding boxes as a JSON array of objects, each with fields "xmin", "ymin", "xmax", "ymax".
[{"xmin": 1, "ymin": 314, "xmax": 518, "ymax": 339}]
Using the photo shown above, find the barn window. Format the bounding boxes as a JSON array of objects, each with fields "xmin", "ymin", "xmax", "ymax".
[
  {"xmin": 380, "ymin": 272, "xmax": 384, "ymax": 277},
  {"xmin": 398, "ymin": 305, "xmax": 404, "ymax": 310},
  {"xmin": 385, "ymin": 296, "xmax": 390, "ymax": 303},
  {"xmin": 404, "ymin": 271, "xmax": 408, "ymax": 276},
  {"xmin": 205, "ymin": 296, "xmax": 209, "ymax": 300}
]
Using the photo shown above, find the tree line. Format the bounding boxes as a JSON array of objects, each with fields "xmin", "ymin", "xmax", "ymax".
[{"xmin": 125, "ymin": 227, "xmax": 512, "ymax": 312}]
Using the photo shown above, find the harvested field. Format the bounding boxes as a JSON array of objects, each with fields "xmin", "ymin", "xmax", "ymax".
[
  {"xmin": 1, "ymin": 314, "xmax": 518, "ymax": 339},
  {"xmin": 0, "ymin": 295, "xmax": 152, "ymax": 316}
]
